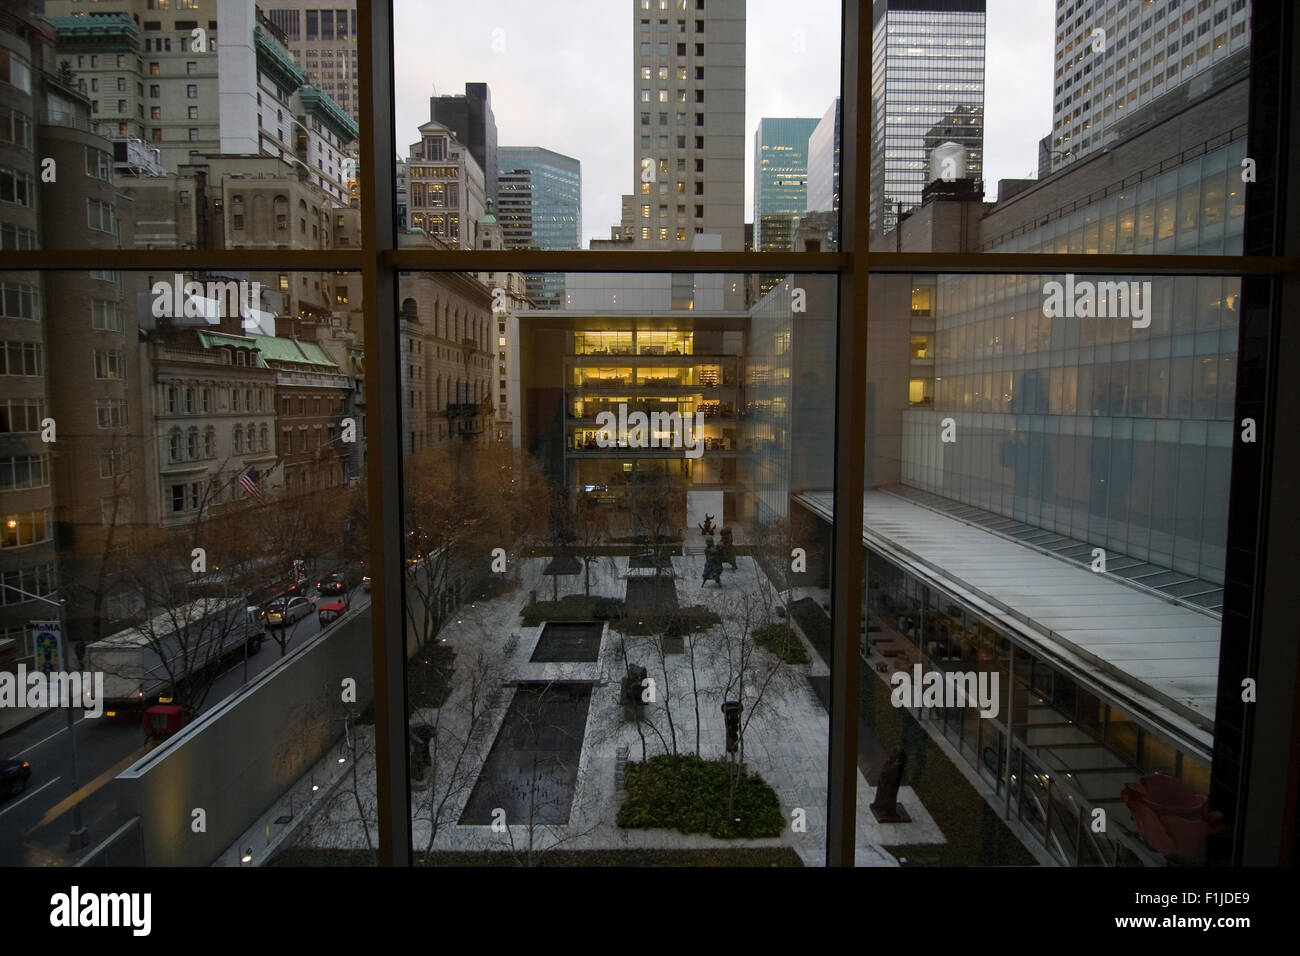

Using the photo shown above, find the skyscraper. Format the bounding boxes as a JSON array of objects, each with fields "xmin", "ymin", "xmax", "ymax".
[
  {"xmin": 871, "ymin": 0, "xmax": 986, "ymax": 236},
  {"xmin": 263, "ymin": 2, "xmax": 360, "ymax": 121},
  {"xmin": 497, "ymin": 147, "xmax": 582, "ymax": 309},
  {"xmin": 1048, "ymin": 0, "xmax": 1251, "ymax": 171},
  {"xmin": 431, "ymin": 83, "xmax": 499, "ymax": 207},
  {"xmin": 806, "ymin": 97, "xmax": 841, "ymax": 218},
  {"xmin": 752, "ymin": 117, "xmax": 819, "ymax": 252},
  {"xmin": 629, "ymin": 0, "xmax": 745, "ymax": 250}
]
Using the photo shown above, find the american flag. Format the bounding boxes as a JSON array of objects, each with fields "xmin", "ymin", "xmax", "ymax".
[{"xmin": 239, "ymin": 466, "xmax": 265, "ymax": 501}]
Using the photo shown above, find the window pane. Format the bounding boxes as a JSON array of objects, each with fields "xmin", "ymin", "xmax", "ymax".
[
  {"xmin": 22, "ymin": 5, "xmax": 359, "ymax": 250},
  {"xmin": 858, "ymin": 273, "xmax": 1240, "ymax": 866},
  {"xmin": 393, "ymin": 1, "xmax": 842, "ymax": 254},
  {"xmin": 869, "ymin": 5, "xmax": 1251, "ymax": 255},
  {"xmin": 0, "ymin": 268, "xmax": 370, "ymax": 868},
  {"xmin": 377, "ymin": 271, "xmax": 837, "ymax": 866}
]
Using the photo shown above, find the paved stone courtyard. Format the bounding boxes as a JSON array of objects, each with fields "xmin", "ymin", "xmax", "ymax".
[{"xmin": 287, "ymin": 554, "xmax": 946, "ymax": 865}]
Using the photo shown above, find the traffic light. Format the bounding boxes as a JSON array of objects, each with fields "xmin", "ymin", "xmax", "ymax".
[{"xmin": 722, "ymin": 700, "xmax": 742, "ymax": 754}]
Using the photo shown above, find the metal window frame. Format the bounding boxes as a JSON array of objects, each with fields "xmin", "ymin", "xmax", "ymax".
[{"xmin": 6, "ymin": 0, "xmax": 1294, "ymax": 868}]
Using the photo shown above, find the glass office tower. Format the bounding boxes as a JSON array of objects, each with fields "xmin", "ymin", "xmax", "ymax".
[
  {"xmin": 753, "ymin": 117, "xmax": 820, "ymax": 252},
  {"xmin": 870, "ymin": 0, "xmax": 986, "ymax": 236},
  {"xmin": 497, "ymin": 147, "xmax": 583, "ymax": 309},
  {"xmin": 805, "ymin": 97, "xmax": 841, "ymax": 247}
]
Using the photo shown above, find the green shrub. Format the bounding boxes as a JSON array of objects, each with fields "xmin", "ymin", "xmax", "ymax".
[
  {"xmin": 616, "ymin": 754, "xmax": 784, "ymax": 839},
  {"xmin": 753, "ymin": 622, "xmax": 809, "ymax": 664}
]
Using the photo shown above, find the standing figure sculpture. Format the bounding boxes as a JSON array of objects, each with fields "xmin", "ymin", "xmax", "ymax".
[
  {"xmin": 701, "ymin": 543, "xmax": 724, "ymax": 587},
  {"xmin": 869, "ymin": 746, "xmax": 911, "ymax": 822},
  {"xmin": 719, "ymin": 526, "xmax": 738, "ymax": 569},
  {"xmin": 698, "ymin": 513, "xmax": 716, "ymax": 537},
  {"xmin": 409, "ymin": 723, "xmax": 436, "ymax": 790}
]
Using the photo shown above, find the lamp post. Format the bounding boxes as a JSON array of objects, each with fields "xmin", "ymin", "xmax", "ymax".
[{"xmin": 1, "ymin": 583, "xmax": 88, "ymax": 850}]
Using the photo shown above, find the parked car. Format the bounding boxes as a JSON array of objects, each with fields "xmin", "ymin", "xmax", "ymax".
[
  {"xmin": 361, "ymin": 574, "xmax": 371, "ymax": 592},
  {"xmin": 1, "ymin": 758, "xmax": 31, "ymax": 798},
  {"xmin": 262, "ymin": 595, "xmax": 314, "ymax": 627}
]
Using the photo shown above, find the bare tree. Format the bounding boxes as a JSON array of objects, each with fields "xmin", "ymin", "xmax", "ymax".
[
  {"xmin": 95, "ymin": 471, "xmax": 279, "ymax": 722},
  {"xmin": 625, "ymin": 474, "xmax": 685, "ymax": 578},
  {"xmin": 412, "ymin": 646, "xmax": 504, "ymax": 864},
  {"xmin": 403, "ymin": 443, "xmax": 540, "ymax": 650},
  {"xmin": 707, "ymin": 580, "xmax": 801, "ymax": 821},
  {"xmin": 573, "ymin": 489, "xmax": 612, "ymax": 599},
  {"xmin": 293, "ymin": 703, "xmax": 379, "ymax": 863}
]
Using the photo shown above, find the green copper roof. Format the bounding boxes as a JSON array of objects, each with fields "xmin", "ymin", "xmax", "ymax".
[
  {"xmin": 253, "ymin": 26, "xmax": 307, "ymax": 93},
  {"xmin": 49, "ymin": 14, "xmax": 140, "ymax": 49},
  {"xmin": 197, "ymin": 330, "xmax": 268, "ymax": 367},
  {"xmin": 245, "ymin": 333, "xmax": 339, "ymax": 370},
  {"xmin": 293, "ymin": 341, "xmax": 339, "ymax": 368},
  {"xmin": 298, "ymin": 85, "xmax": 359, "ymax": 144}
]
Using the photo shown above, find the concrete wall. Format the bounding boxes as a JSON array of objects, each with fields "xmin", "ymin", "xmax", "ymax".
[{"xmin": 109, "ymin": 607, "xmax": 374, "ymax": 866}]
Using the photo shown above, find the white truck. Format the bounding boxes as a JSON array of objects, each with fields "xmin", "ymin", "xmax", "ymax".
[{"xmin": 83, "ymin": 596, "xmax": 264, "ymax": 715}]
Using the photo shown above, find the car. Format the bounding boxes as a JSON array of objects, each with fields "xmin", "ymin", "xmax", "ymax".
[
  {"xmin": 362, "ymin": 574, "xmax": 371, "ymax": 592},
  {"xmin": 316, "ymin": 570, "xmax": 356, "ymax": 595},
  {"xmin": 262, "ymin": 595, "xmax": 314, "ymax": 627},
  {"xmin": 1, "ymin": 758, "xmax": 31, "ymax": 799},
  {"xmin": 317, "ymin": 601, "xmax": 349, "ymax": 625},
  {"xmin": 316, "ymin": 571, "xmax": 342, "ymax": 594}
]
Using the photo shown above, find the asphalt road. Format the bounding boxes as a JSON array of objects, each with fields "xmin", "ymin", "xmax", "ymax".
[{"xmin": 0, "ymin": 586, "xmax": 371, "ymax": 867}]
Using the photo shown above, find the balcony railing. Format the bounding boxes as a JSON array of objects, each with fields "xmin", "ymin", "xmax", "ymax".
[
  {"xmin": 446, "ymin": 401, "xmax": 490, "ymax": 418},
  {"xmin": 40, "ymin": 110, "xmax": 93, "ymax": 132}
]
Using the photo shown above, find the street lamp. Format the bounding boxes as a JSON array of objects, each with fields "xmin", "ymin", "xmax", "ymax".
[{"xmin": 0, "ymin": 583, "xmax": 89, "ymax": 851}]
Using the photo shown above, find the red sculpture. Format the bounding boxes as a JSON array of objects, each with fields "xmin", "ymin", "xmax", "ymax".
[{"xmin": 1121, "ymin": 773, "xmax": 1223, "ymax": 863}]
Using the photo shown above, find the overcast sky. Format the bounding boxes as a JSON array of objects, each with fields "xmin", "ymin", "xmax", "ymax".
[{"xmin": 393, "ymin": 1, "xmax": 1055, "ymax": 247}]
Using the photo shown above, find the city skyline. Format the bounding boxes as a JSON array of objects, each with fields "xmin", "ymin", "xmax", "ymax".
[
  {"xmin": 3, "ymin": 0, "xmax": 1296, "ymax": 883},
  {"xmin": 394, "ymin": 0, "xmax": 1054, "ymax": 246}
]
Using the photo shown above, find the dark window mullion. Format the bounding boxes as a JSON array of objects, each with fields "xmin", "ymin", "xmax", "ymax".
[{"xmin": 359, "ymin": 0, "xmax": 412, "ymax": 868}]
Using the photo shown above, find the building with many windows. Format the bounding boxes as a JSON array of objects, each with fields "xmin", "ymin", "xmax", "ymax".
[
  {"xmin": 752, "ymin": 116, "xmax": 818, "ymax": 253},
  {"xmin": 0, "ymin": 5, "xmax": 140, "ymax": 692},
  {"xmin": 496, "ymin": 145, "xmax": 581, "ymax": 309},
  {"xmin": 630, "ymin": 0, "xmax": 745, "ymax": 251},
  {"xmin": 471, "ymin": 206, "xmax": 530, "ymax": 446},
  {"xmin": 785, "ymin": 57, "xmax": 1252, "ymax": 866},
  {"xmin": 47, "ymin": 0, "xmax": 356, "ymax": 203},
  {"xmin": 45, "ymin": 0, "xmax": 221, "ymax": 173},
  {"xmin": 406, "ymin": 119, "xmax": 486, "ymax": 249},
  {"xmin": 515, "ymin": 273, "xmax": 749, "ymax": 528},
  {"xmin": 1048, "ymin": 0, "xmax": 1251, "ymax": 170},
  {"xmin": 262, "ymin": 2, "xmax": 359, "ymax": 121},
  {"xmin": 145, "ymin": 329, "xmax": 279, "ymax": 527},
  {"xmin": 395, "ymin": 227, "xmax": 495, "ymax": 452},
  {"xmin": 870, "ymin": 0, "xmax": 986, "ymax": 236}
]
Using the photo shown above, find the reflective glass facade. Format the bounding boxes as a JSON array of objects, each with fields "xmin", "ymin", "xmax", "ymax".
[
  {"xmin": 805, "ymin": 97, "xmax": 841, "ymax": 239},
  {"xmin": 871, "ymin": 0, "xmax": 986, "ymax": 234},
  {"xmin": 752, "ymin": 117, "xmax": 819, "ymax": 252},
  {"xmin": 497, "ymin": 146, "xmax": 582, "ymax": 308}
]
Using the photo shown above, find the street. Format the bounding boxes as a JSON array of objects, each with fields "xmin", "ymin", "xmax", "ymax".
[{"xmin": 0, "ymin": 587, "xmax": 370, "ymax": 866}]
